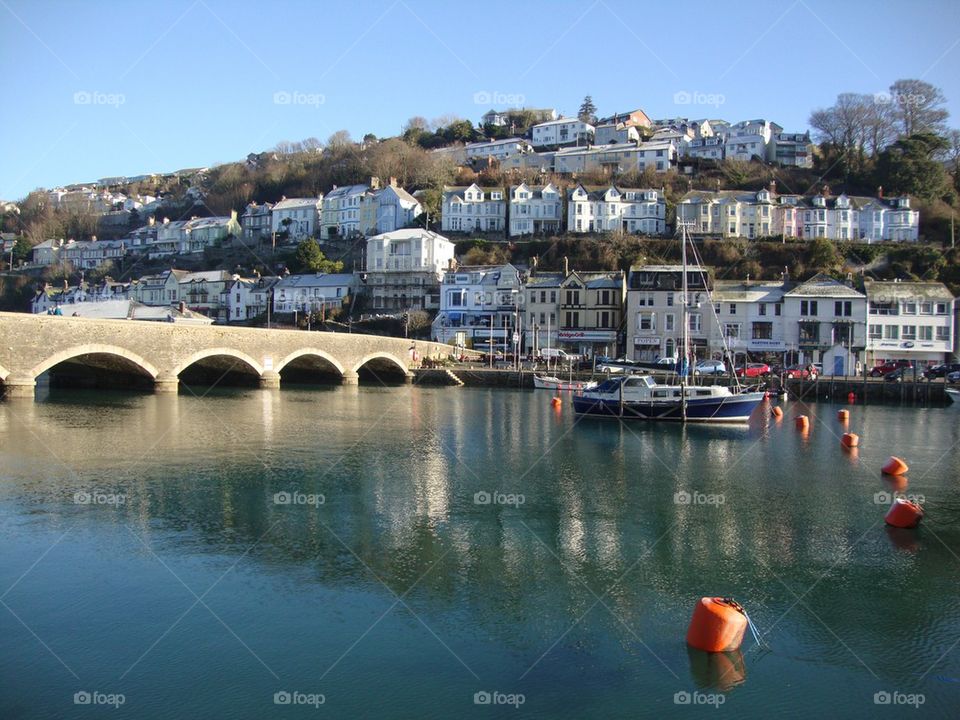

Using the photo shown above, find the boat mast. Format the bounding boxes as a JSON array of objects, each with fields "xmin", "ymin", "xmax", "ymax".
[{"xmin": 680, "ymin": 223, "xmax": 690, "ymax": 422}]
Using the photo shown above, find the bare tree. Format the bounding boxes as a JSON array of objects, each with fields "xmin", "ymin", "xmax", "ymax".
[
  {"xmin": 888, "ymin": 79, "xmax": 949, "ymax": 137},
  {"xmin": 430, "ymin": 113, "xmax": 462, "ymax": 131},
  {"xmin": 403, "ymin": 116, "xmax": 429, "ymax": 134},
  {"xmin": 327, "ymin": 129, "xmax": 353, "ymax": 148}
]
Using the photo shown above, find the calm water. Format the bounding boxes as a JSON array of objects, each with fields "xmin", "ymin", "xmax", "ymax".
[{"xmin": 1, "ymin": 385, "xmax": 959, "ymax": 718}]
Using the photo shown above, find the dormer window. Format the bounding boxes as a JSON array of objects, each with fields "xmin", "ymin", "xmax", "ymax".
[{"xmin": 814, "ymin": 196, "xmax": 825, "ymax": 207}]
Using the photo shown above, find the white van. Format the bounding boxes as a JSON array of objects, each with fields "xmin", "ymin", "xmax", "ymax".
[{"xmin": 539, "ymin": 348, "xmax": 573, "ymax": 364}]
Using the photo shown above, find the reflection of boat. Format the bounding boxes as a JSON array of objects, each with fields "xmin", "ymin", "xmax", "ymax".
[
  {"xmin": 572, "ymin": 375, "xmax": 765, "ymax": 423},
  {"xmin": 946, "ymin": 387, "xmax": 959, "ymax": 404},
  {"xmin": 533, "ymin": 375, "xmax": 597, "ymax": 391}
]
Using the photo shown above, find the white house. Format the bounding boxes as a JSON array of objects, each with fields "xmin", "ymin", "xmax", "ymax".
[
  {"xmin": 364, "ymin": 228, "xmax": 456, "ymax": 311},
  {"xmin": 782, "ymin": 273, "xmax": 866, "ymax": 374},
  {"xmin": 272, "ymin": 273, "xmax": 357, "ymax": 315},
  {"xmin": 773, "ymin": 132, "xmax": 813, "ymax": 168},
  {"xmin": 530, "ymin": 117, "xmax": 595, "ymax": 149},
  {"xmin": 432, "ymin": 263, "xmax": 524, "ymax": 353},
  {"xmin": 223, "ymin": 275, "xmax": 281, "ymax": 323},
  {"xmin": 465, "ymin": 138, "xmax": 533, "ymax": 163},
  {"xmin": 321, "ymin": 183, "xmax": 369, "ymax": 239},
  {"xmin": 865, "ymin": 280, "xmax": 954, "ymax": 367},
  {"xmin": 708, "ymin": 281, "xmax": 789, "ymax": 361},
  {"xmin": 568, "ymin": 185, "xmax": 667, "ymax": 236},
  {"xmin": 508, "ymin": 183, "xmax": 562, "ymax": 237},
  {"xmin": 271, "ymin": 197, "xmax": 323, "ymax": 241},
  {"xmin": 370, "ymin": 182, "xmax": 422, "ymax": 234},
  {"xmin": 441, "ymin": 184, "xmax": 506, "ymax": 233},
  {"xmin": 718, "ymin": 119, "xmax": 782, "ymax": 162},
  {"xmin": 594, "ymin": 123, "xmax": 640, "ymax": 145}
]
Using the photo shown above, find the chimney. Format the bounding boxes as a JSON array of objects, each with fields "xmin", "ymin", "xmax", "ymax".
[
  {"xmin": 563, "ymin": 256, "xmax": 569, "ymax": 276},
  {"xmin": 369, "ymin": 176, "xmax": 380, "ymax": 190},
  {"xmin": 877, "ymin": 185, "xmax": 883, "ymax": 199},
  {"xmin": 822, "ymin": 184, "xmax": 830, "ymax": 198},
  {"xmin": 388, "ymin": 177, "xmax": 398, "ymax": 187},
  {"xmin": 768, "ymin": 180, "xmax": 776, "ymax": 194}
]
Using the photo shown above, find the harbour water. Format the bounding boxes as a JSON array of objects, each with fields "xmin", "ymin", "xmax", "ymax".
[{"xmin": 1, "ymin": 386, "xmax": 958, "ymax": 718}]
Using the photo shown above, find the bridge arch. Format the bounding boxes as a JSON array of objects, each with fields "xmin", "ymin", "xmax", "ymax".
[
  {"xmin": 30, "ymin": 344, "xmax": 160, "ymax": 380},
  {"xmin": 352, "ymin": 352, "xmax": 409, "ymax": 382},
  {"xmin": 275, "ymin": 349, "xmax": 345, "ymax": 376},
  {"xmin": 171, "ymin": 348, "xmax": 264, "ymax": 378}
]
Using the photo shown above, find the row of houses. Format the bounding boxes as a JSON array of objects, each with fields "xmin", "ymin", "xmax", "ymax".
[
  {"xmin": 440, "ymin": 183, "xmax": 919, "ymax": 242},
  {"xmin": 464, "ymin": 114, "xmax": 813, "ymax": 171},
  {"xmin": 432, "ymin": 262, "xmax": 956, "ymax": 370}
]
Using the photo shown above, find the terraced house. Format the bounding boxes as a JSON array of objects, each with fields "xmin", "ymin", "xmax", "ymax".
[
  {"xmin": 865, "ymin": 280, "xmax": 954, "ymax": 366},
  {"xmin": 567, "ymin": 185, "xmax": 667, "ymax": 235},
  {"xmin": 271, "ymin": 197, "xmax": 322, "ymax": 241},
  {"xmin": 321, "ymin": 182, "xmax": 371, "ymax": 239},
  {"xmin": 508, "ymin": 183, "xmax": 562, "ymax": 237},
  {"xmin": 441, "ymin": 184, "xmax": 506, "ymax": 233}
]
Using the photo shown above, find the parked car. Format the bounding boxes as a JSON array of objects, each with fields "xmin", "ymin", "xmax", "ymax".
[
  {"xmin": 539, "ymin": 348, "xmax": 574, "ymax": 364},
  {"xmin": 870, "ymin": 360, "xmax": 914, "ymax": 377},
  {"xmin": 947, "ymin": 370, "xmax": 960, "ymax": 384},
  {"xmin": 735, "ymin": 363, "xmax": 771, "ymax": 378},
  {"xmin": 884, "ymin": 367, "xmax": 908, "ymax": 383},
  {"xmin": 924, "ymin": 363, "xmax": 960, "ymax": 379},
  {"xmin": 694, "ymin": 360, "xmax": 727, "ymax": 376},
  {"xmin": 784, "ymin": 364, "xmax": 818, "ymax": 380}
]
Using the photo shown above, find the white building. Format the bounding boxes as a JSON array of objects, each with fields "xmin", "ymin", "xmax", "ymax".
[
  {"xmin": 530, "ymin": 117, "xmax": 594, "ymax": 149},
  {"xmin": 865, "ymin": 280, "xmax": 954, "ymax": 367},
  {"xmin": 782, "ymin": 273, "xmax": 866, "ymax": 374},
  {"xmin": 718, "ymin": 119, "xmax": 782, "ymax": 162},
  {"xmin": 272, "ymin": 273, "xmax": 357, "ymax": 315},
  {"xmin": 321, "ymin": 183, "xmax": 370, "ymax": 239},
  {"xmin": 508, "ymin": 183, "xmax": 562, "ymax": 237},
  {"xmin": 370, "ymin": 182, "xmax": 422, "ymax": 234},
  {"xmin": 568, "ymin": 185, "xmax": 667, "ymax": 236},
  {"xmin": 594, "ymin": 123, "xmax": 640, "ymax": 145},
  {"xmin": 773, "ymin": 132, "xmax": 813, "ymax": 168},
  {"xmin": 365, "ymin": 228, "xmax": 456, "ymax": 311},
  {"xmin": 271, "ymin": 197, "xmax": 322, "ymax": 241},
  {"xmin": 677, "ymin": 188, "xmax": 778, "ymax": 239},
  {"xmin": 223, "ymin": 275, "xmax": 281, "ymax": 323},
  {"xmin": 708, "ymin": 281, "xmax": 789, "ymax": 361},
  {"xmin": 465, "ymin": 138, "xmax": 533, "ymax": 163},
  {"xmin": 441, "ymin": 184, "xmax": 506, "ymax": 233},
  {"xmin": 31, "ymin": 238, "xmax": 126, "ymax": 269},
  {"xmin": 432, "ymin": 264, "xmax": 524, "ymax": 354}
]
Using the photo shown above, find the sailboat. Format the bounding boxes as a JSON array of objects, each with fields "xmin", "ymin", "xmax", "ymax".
[
  {"xmin": 534, "ymin": 315, "xmax": 597, "ymax": 390},
  {"xmin": 572, "ymin": 223, "xmax": 766, "ymax": 423}
]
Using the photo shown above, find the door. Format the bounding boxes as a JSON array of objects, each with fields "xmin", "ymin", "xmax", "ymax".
[{"xmin": 833, "ymin": 355, "xmax": 845, "ymax": 376}]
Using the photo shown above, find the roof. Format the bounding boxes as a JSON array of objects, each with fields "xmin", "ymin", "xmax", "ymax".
[
  {"xmin": 180, "ymin": 270, "xmax": 232, "ymax": 283},
  {"xmin": 785, "ymin": 273, "xmax": 864, "ymax": 298},
  {"xmin": 864, "ymin": 280, "xmax": 954, "ymax": 302},
  {"xmin": 712, "ymin": 280, "xmax": 789, "ymax": 302},
  {"xmin": 275, "ymin": 273, "xmax": 356, "ymax": 290},
  {"xmin": 272, "ymin": 197, "xmax": 321, "ymax": 210},
  {"xmin": 325, "ymin": 184, "xmax": 367, "ymax": 200},
  {"xmin": 533, "ymin": 117, "xmax": 592, "ymax": 128},
  {"xmin": 369, "ymin": 228, "xmax": 454, "ymax": 245}
]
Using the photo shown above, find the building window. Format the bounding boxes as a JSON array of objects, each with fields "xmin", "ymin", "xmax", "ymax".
[
  {"xmin": 799, "ymin": 322, "xmax": 819, "ymax": 344},
  {"xmin": 724, "ymin": 323, "xmax": 740, "ymax": 339},
  {"xmin": 869, "ymin": 324, "xmax": 882, "ymax": 339},
  {"xmin": 935, "ymin": 302, "xmax": 948, "ymax": 315},
  {"xmin": 688, "ymin": 313, "xmax": 702, "ymax": 333},
  {"xmin": 729, "ymin": 303, "xmax": 737, "ymax": 314},
  {"xmin": 759, "ymin": 303, "xmax": 767, "ymax": 316},
  {"xmin": 835, "ymin": 300, "xmax": 852, "ymax": 316},
  {"xmin": 901, "ymin": 325, "xmax": 917, "ymax": 340},
  {"xmin": 800, "ymin": 300, "xmax": 818, "ymax": 316},
  {"xmin": 884, "ymin": 325, "xmax": 899, "ymax": 340},
  {"xmin": 919, "ymin": 326, "xmax": 933, "ymax": 341},
  {"xmin": 752, "ymin": 322, "xmax": 773, "ymax": 340},
  {"xmin": 638, "ymin": 312, "xmax": 656, "ymax": 331},
  {"xmin": 936, "ymin": 326, "xmax": 951, "ymax": 341}
]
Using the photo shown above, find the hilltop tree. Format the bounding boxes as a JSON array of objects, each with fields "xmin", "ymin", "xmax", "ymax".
[
  {"xmin": 578, "ymin": 95, "xmax": 597, "ymax": 124},
  {"xmin": 875, "ymin": 132, "xmax": 952, "ymax": 201},
  {"xmin": 326, "ymin": 129, "xmax": 353, "ymax": 148}
]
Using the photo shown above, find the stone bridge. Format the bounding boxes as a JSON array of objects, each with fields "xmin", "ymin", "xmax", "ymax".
[{"xmin": 0, "ymin": 312, "xmax": 463, "ymax": 399}]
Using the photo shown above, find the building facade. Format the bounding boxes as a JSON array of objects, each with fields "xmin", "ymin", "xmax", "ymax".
[
  {"xmin": 441, "ymin": 184, "xmax": 506, "ymax": 234},
  {"xmin": 365, "ymin": 229, "xmax": 456, "ymax": 311},
  {"xmin": 865, "ymin": 280, "xmax": 954, "ymax": 367},
  {"xmin": 508, "ymin": 183, "xmax": 562, "ymax": 237}
]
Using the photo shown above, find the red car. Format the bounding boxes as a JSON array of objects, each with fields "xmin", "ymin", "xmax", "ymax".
[
  {"xmin": 870, "ymin": 360, "xmax": 914, "ymax": 377},
  {"xmin": 735, "ymin": 363, "xmax": 771, "ymax": 378},
  {"xmin": 784, "ymin": 364, "xmax": 817, "ymax": 379}
]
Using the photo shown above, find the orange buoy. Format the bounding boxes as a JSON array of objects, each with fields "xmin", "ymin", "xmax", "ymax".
[
  {"xmin": 771, "ymin": 406, "xmax": 783, "ymax": 418},
  {"xmin": 885, "ymin": 497, "xmax": 923, "ymax": 529},
  {"xmin": 841, "ymin": 432, "xmax": 859, "ymax": 448},
  {"xmin": 795, "ymin": 415, "xmax": 809, "ymax": 430},
  {"xmin": 882, "ymin": 456, "xmax": 909, "ymax": 476},
  {"xmin": 837, "ymin": 409, "xmax": 849, "ymax": 422},
  {"xmin": 686, "ymin": 597, "xmax": 748, "ymax": 653},
  {"xmin": 551, "ymin": 396, "xmax": 562, "ymax": 408}
]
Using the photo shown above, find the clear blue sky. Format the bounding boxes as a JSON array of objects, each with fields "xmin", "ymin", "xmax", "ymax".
[{"xmin": 1, "ymin": 0, "xmax": 958, "ymax": 200}]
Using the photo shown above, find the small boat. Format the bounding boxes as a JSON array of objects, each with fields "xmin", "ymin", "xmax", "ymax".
[
  {"xmin": 572, "ymin": 375, "xmax": 766, "ymax": 423},
  {"xmin": 946, "ymin": 387, "xmax": 959, "ymax": 404},
  {"xmin": 534, "ymin": 374, "xmax": 597, "ymax": 391}
]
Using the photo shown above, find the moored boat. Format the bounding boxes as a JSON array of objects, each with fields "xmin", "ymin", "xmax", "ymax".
[
  {"xmin": 572, "ymin": 375, "xmax": 765, "ymax": 423},
  {"xmin": 534, "ymin": 374, "xmax": 597, "ymax": 391}
]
